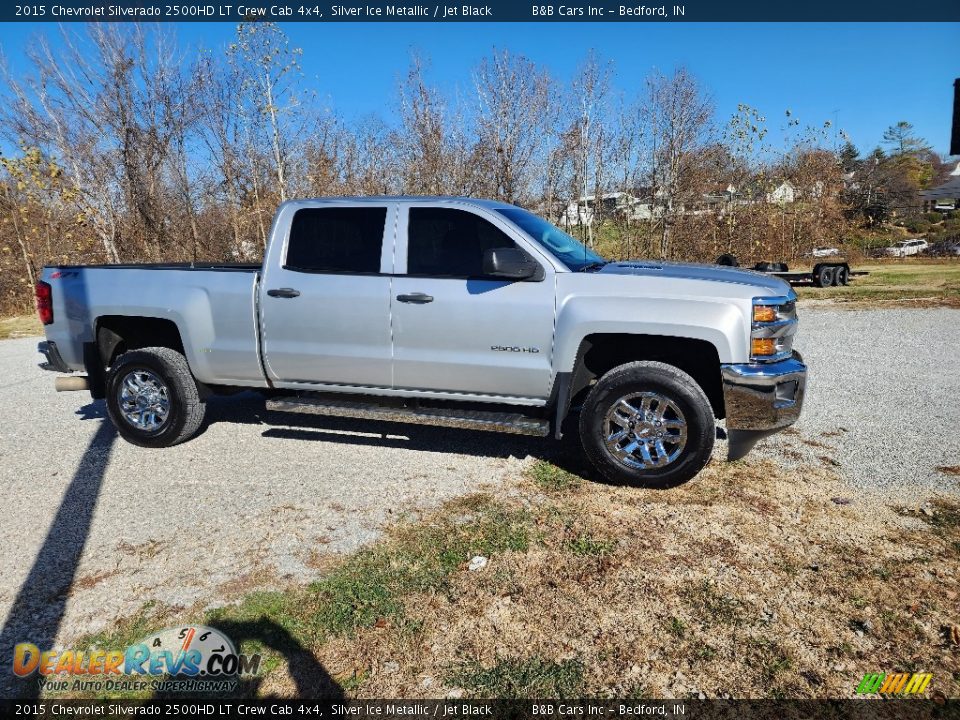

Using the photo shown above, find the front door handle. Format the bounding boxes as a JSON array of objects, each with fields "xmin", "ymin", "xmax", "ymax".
[
  {"xmin": 396, "ymin": 293, "xmax": 434, "ymax": 304},
  {"xmin": 267, "ymin": 288, "xmax": 301, "ymax": 298}
]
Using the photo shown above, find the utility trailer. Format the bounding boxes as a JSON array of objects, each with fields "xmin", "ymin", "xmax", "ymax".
[
  {"xmin": 716, "ymin": 255, "xmax": 868, "ymax": 288},
  {"xmin": 762, "ymin": 261, "xmax": 869, "ymax": 288}
]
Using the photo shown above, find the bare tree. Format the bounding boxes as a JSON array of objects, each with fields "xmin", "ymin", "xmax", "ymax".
[
  {"xmin": 4, "ymin": 28, "xmax": 122, "ymax": 261},
  {"xmin": 472, "ymin": 49, "xmax": 555, "ymax": 205},
  {"xmin": 341, "ymin": 116, "xmax": 402, "ymax": 196},
  {"xmin": 566, "ymin": 51, "xmax": 613, "ymax": 247},
  {"xmin": 2, "ymin": 24, "xmax": 202, "ymax": 262},
  {"xmin": 644, "ymin": 67, "xmax": 713, "ymax": 258},
  {"xmin": 396, "ymin": 55, "xmax": 459, "ymax": 195},
  {"xmin": 228, "ymin": 22, "xmax": 308, "ymax": 205}
]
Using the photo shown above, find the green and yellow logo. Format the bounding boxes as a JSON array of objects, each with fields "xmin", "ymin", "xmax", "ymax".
[{"xmin": 856, "ymin": 672, "xmax": 932, "ymax": 695}]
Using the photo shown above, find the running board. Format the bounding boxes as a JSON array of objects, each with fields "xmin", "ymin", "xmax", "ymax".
[{"xmin": 266, "ymin": 394, "xmax": 550, "ymax": 437}]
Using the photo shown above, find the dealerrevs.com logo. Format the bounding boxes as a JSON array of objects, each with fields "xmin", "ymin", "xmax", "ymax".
[{"xmin": 12, "ymin": 625, "xmax": 261, "ymax": 693}]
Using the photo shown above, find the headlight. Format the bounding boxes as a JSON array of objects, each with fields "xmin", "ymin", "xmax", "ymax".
[{"xmin": 750, "ymin": 295, "xmax": 797, "ymax": 362}]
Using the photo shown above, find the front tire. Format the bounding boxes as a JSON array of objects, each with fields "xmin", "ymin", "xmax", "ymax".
[
  {"xmin": 105, "ymin": 347, "xmax": 205, "ymax": 448},
  {"xmin": 579, "ymin": 361, "xmax": 715, "ymax": 487}
]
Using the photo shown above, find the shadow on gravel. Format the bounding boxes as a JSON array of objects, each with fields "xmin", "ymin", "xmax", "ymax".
[
  {"xmin": 0, "ymin": 419, "xmax": 116, "ymax": 699},
  {"xmin": 199, "ymin": 392, "xmax": 598, "ymax": 480},
  {"xmin": 74, "ymin": 401, "xmax": 107, "ymax": 420}
]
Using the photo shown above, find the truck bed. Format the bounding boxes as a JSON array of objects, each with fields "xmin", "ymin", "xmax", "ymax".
[
  {"xmin": 49, "ymin": 262, "xmax": 260, "ymax": 271},
  {"xmin": 40, "ymin": 264, "xmax": 266, "ymax": 387}
]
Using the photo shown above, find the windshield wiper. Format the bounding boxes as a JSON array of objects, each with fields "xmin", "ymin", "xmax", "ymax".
[{"xmin": 578, "ymin": 261, "xmax": 608, "ymax": 272}]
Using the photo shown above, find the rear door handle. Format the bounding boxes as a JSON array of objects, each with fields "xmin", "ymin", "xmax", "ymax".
[
  {"xmin": 267, "ymin": 288, "xmax": 301, "ymax": 298},
  {"xmin": 396, "ymin": 293, "xmax": 434, "ymax": 304}
]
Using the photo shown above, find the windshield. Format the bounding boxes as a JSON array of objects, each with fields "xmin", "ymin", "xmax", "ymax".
[{"xmin": 496, "ymin": 207, "xmax": 606, "ymax": 271}]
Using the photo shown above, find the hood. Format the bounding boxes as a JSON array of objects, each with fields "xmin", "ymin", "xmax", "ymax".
[{"xmin": 596, "ymin": 260, "xmax": 792, "ymax": 296}]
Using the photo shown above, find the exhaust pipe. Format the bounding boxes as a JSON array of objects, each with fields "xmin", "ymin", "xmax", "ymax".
[{"xmin": 55, "ymin": 376, "xmax": 91, "ymax": 392}]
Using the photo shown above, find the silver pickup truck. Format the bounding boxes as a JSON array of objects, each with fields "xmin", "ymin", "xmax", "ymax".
[{"xmin": 36, "ymin": 197, "xmax": 806, "ymax": 486}]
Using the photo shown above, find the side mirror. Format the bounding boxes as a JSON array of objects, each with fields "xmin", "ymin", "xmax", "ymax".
[{"xmin": 482, "ymin": 247, "xmax": 538, "ymax": 280}]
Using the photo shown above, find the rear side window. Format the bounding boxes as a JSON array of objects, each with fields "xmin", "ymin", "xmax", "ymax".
[
  {"xmin": 285, "ymin": 207, "xmax": 387, "ymax": 273},
  {"xmin": 407, "ymin": 207, "xmax": 518, "ymax": 277}
]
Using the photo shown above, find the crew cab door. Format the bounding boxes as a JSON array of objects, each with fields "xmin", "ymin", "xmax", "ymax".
[
  {"xmin": 259, "ymin": 203, "xmax": 395, "ymax": 387},
  {"xmin": 390, "ymin": 203, "xmax": 555, "ymax": 400}
]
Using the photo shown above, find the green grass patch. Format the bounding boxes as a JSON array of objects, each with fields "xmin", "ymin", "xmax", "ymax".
[
  {"xmin": 668, "ymin": 617, "xmax": 687, "ymax": 638},
  {"xmin": 620, "ymin": 680, "xmax": 652, "ymax": 699},
  {"xmin": 527, "ymin": 460, "xmax": 582, "ymax": 492},
  {"xmin": 682, "ymin": 580, "xmax": 743, "ymax": 625},
  {"xmin": 205, "ymin": 590, "xmax": 309, "ymax": 653},
  {"xmin": 0, "ymin": 314, "xmax": 42, "ymax": 340},
  {"xmin": 928, "ymin": 500, "xmax": 960, "ymax": 534},
  {"xmin": 912, "ymin": 499, "xmax": 960, "ymax": 540},
  {"xmin": 796, "ymin": 261, "xmax": 960, "ymax": 304},
  {"xmin": 307, "ymin": 551, "xmax": 408, "ymax": 637},
  {"xmin": 296, "ymin": 495, "xmax": 530, "ymax": 639},
  {"xmin": 446, "ymin": 657, "xmax": 585, "ymax": 698},
  {"xmin": 566, "ymin": 533, "xmax": 616, "ymax": 558},
  {"xmin": 81, "ymin": 601, "xmax": 166, "ymax": 651},
  {"xmin": 693, "ymin": 643, "xmax": 716, "ymax": 661}
]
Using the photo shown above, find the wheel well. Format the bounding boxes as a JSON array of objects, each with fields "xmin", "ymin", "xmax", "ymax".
[
  {"xmin": 573, "ymin": 334, "xmax": 725, "ymax": 418},
  {"xmin": 96, "ymin": 316, "xmax": 186, "ymax": 368}
]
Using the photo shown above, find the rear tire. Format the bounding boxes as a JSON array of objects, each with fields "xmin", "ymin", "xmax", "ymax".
[
  {"xmin": 835, "ymin": 265, "xmax": 849, "ymax": 286},
  {"xmin": 579, "ymin": 361, "xmax": 715, "ymax": 487},
  {"xmin": 105, "ymin": 347, "xmax": 205, "ymax": 448}
]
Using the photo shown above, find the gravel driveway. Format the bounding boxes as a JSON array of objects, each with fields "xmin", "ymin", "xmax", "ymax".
[
  {"xmin": 757, "ymin": 306, "xmax": 960, "ymax": 497},
  {"xmin": 0, "ymin": 305, "xmax": 958, "ymax": 694}
]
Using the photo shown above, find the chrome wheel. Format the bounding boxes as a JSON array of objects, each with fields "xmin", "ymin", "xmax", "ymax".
[
  {"xmin": 602, "ymin": 392, "xmax": 688, "ymax": 470},
  {"xmin": 117, "ymin": 369, "xmax": 170, "ymax": 432}
]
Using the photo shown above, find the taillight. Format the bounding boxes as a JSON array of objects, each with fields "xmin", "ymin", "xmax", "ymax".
[{"xmin": 35, "ymin": 281, "xmax": 53, "ymax": 325}]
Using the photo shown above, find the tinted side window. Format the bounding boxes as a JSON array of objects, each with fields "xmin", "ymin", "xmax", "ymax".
[
  {"xmin": 407, "ymin": 207, "xmax": 518, "ymax": 277},
  {"xmin": 285, "ymin": 207, "xmax": 387, "ymax": 273}
]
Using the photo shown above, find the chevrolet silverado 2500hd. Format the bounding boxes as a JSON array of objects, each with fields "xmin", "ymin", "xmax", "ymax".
[{"xmin": 36, "ymin": 197, "xmax": 806, "ymax": 486}]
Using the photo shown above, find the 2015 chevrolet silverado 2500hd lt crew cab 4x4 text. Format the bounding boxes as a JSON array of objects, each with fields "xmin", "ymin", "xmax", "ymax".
[{"xmin": 36, "ymin": 197, "xmax": 806, "ymax": 486}]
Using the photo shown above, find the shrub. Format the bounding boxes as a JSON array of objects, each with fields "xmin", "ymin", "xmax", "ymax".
[{"xmin": 902, "ymin": 218, "xmax": 932, "ymax": 234}]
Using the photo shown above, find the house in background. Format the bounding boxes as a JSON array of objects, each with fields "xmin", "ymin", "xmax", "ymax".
[
  {"xmin": 559, "ymin": 191, "xmax": 659, "ymax": 226},
  {"xmin": 766, "ymin": 180, "xmax": 797, "ymax": 204},
  {"xmin": 559, "ymin": 178, "xmax": 800, "ymax": 226},
  {"xmin": 694, "ymin": 180, "xmax": 798, "ymax": 214},
  {"xmin": 919, "ymin": 160, "xmax": 960, "ymax": 212}
]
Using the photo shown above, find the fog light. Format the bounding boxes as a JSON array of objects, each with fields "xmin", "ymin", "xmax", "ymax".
[
  {"xmin": 751, "ymin": 338, "xmax": 776, "ymax": 356},
  {"xmin": 776, "ymin": 380, "xmax": 799, "ymax": 405}
]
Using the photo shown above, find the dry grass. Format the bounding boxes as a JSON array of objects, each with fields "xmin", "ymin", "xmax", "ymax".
[
  {"xmin": 67, "ymin": 456, "xmax": 960, "ymax": 701},
  {"xmin": 0, "ymin": 314, "xmax": 42, "ymax": 340},
  {"xmin": 796, "ymin": 260, "xmax": 960, "ymax": 307}
]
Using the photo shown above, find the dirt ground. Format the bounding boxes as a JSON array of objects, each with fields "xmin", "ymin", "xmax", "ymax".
[{"xmin": 73, "ymin": 455, "xmax": 960, "ymax": 700}]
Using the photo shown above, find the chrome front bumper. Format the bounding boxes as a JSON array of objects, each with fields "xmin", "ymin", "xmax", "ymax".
[{"xmin": 720, "ymin": 352, "xmax": 807, "ymax": 460}]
